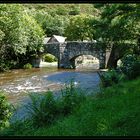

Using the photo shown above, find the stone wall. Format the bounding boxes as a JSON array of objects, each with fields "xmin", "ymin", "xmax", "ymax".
[{"xmin": 44, "ymin": 41, "xmax": 107, "ymax": 69}]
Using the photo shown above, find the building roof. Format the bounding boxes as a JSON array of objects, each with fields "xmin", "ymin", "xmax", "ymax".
[
  {"xmin": 52, "ymin": 35, "xmax": 66, "ymax": 43},
  {"xmin": 43, "ymin": 35, "xmax": 67, "ymax": 44},
  {"xmin": 43, "ymin": 37, "xmax": 51, "ymax": 44}
]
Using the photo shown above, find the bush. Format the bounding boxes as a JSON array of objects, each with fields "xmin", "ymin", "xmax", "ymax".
[
  {"xmin": 55, "ymin": 7, "xmax": 68, "ymax": 15},
  {"xmin": 43, "ymin": 54, "xmax": 57, "ymax": 62},
  {"xmin": 0, "ymin": 92, "xmax": 13, "ymax": 130},
  {"xmin": 59, "ymin": 80, "xmax": 86, "ymax": 115},
  {"xmin": 69, "ymin": 9, "xmax": 80, "ymax": 15},
  {"xmin": 0, "ymin": 60, "xmax": 18, "ymax": 72},
  {"xmin": 23, "ymin": 63, "xmax": 32, "ymax": 69},
  {"xmin": 25, "ymin": 91, "xmax": 58, "ymax": 127},
  {"xmin": 127, "ymin": 61, "xmax": 140, "ymax": 79},
  {"xmin": 0, "ymin": 4, "xmax": 44, "ymax": 72},
  {"xmin": 98, "ymin": 69, "xmax": 126, "ymax": 88},
  {"xmin": 69, "ymin": 6, "xmax": 80, "ymax": 15},
  {"xmin": 120, "ymin": 54, "xmax": 140, "ymax": 79},
  {"xmin": 25, "ymin": 81, "xmax": 86, "ymax": 127}
]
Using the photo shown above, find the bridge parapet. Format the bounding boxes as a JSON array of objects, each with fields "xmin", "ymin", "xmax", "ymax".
[{"xmin": 43, "ymin": 41, "xmax": 108, "ymax": 69}]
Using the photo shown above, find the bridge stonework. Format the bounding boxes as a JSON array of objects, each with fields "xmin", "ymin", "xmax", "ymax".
[{"xmin": 44, "ymin": 42, "xmax": 109, "ymax": 69}]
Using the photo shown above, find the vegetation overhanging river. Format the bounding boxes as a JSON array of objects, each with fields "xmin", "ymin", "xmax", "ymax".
[{"xmin": 0, "ymin": 66, "xmax": 101, "ymax": 122}]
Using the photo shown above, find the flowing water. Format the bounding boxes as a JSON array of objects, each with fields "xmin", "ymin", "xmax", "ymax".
[{"xmin": 0, "ymin": 66, "xmax": 101, "ymax": 122}]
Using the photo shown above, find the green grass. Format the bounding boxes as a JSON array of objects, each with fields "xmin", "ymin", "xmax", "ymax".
[{"xmin": 1, "ymin": 77, "xmax": 140, "ymax": 136}]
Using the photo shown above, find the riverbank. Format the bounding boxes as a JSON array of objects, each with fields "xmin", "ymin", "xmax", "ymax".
[
  {"xmin": 0, "ymin": 68, "xmax": 100, "ymax": 104},
  {"xmin": 0, "ymin": 68, "xmax": 100, "ymax": 124},
  {"xmin": 1, "ymin": 77, "xmax": 140, "ymax": 136},
  {"xmin": 39, "ymin": 62, "xmax": 57, "ymax": 67}
]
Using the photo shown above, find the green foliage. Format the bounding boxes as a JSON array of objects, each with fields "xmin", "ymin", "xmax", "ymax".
[
  {"xmin": 43, "ymin": 54, "xmax": 57, "ymax": 62},
  {"xmin": 120, "ymin": 54, "xmax": 140, "ymax": 79},
  {"xmin": 130, "ymin": 61, "xmax": 140, "ymax": 79},
  {"xmin": 23, "ymin": 63, "xmax": 32, "ymax": 69},
  {"xmin": 0, "ymin": 4, "xmax": 44, "ymax": 71},
  {"xmin": 60, "ymin": 80, "xmax": 86, "ymax": 115},
  {"xmin": 64, "ymin": 14, "xmax": 95, "ymax": 41},
  {"xmin": 2, "ymin": 78, "xmax": 140, "ymax": 136},
  {"xmin": 55, "ymin": 6, "xmax": 68, "ymax": 15},
  {"xmin": 24, "ymin": 81, "xmax": 85, "ymax": 127},
  {"xmin": 0, "ymin": 29, "xmax": 5, "ymax": 41},
  {"xmin": 23, "ymin": 4, "xmax": 98, "ymax": 16},
  {"xmin": 92, "ymin": 4, "xmax": 140, "ymax": 68},
  {"xmin": 0, "ymin": 92, "xmax": 13, "ymax": 130},
  {"xmin": 98, "ymin": 69, "xmax": 126, "ymax": 88},
  {"xmin": 34, "ymin": 12, "xmax": 69, "ymax": 36},
  {"xmin": 1, "ymin": 4, "xmax": 139, "ymax": 71},
  {"xmin": 69, "ymin": 6, "xmax": 80, "ymax": 15},
  {"xmin": 0, "ymin": 60, "xmax": 17, "ymax": 72},
  {"xmin": 25, "ymin": 91, "xmax": 58, "ymax": 127}
]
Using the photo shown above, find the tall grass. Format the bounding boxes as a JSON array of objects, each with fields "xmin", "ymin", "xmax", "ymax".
[
  {"xmin": 59, "ymin": 80, "xmax": 86, "ymax": 115},
  {"xmin": 25, "ymin": 91, "xmax": 59, "ymax": 127},
  {"xmin": 0, "ymin": 92, "xmax": 14, "ymax": 130},
  {"xmin": 24, "ymin": 80, "xmax": 86, "ymax": 127},
  {"xmin": 32, "ymin": 77, "xmax": 140, "ymax": 136},
  {"xmin": 98, "ymin": 69, "xmax": 126, "ymax": 88},
  {"xmin": 1, "ymin": 78, "xmax": 140, "ymax": 136}
]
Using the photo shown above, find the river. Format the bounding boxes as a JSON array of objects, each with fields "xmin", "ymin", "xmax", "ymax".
[{"xmin": 0, "ymin": 66, "xmax": 101, "ymax": 122}]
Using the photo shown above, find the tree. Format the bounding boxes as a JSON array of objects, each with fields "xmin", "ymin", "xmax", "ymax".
[
  {"xmin": 93, "ymin": 4, "xmax": 140, "ymax": 68},
  {"xmin": 64, "ymin": 14, "xmax": 95, "ymax": 41},
  {"xmin": 69, "ymin": 5, "xmax": 80, "ymax": 15},
  {"xmin": 33, "ymin": 11, "xmax": 69, "ymax": 36},
  {"xmin": 0, "ymin": 4, "xmax": 44, "ymax": 71}
]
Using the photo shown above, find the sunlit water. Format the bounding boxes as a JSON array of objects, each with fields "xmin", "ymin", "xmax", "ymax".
[{"xmin": 0, "ymin": 66, "xmax": 101, "ymax": 122}]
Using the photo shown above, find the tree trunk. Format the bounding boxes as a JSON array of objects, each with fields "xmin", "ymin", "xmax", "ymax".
[
  {"xmin": 106, "ymin": 45, "xmax": 118, "ymax": 69},
  {"xmin": 107, "ymin": 58, "xmax": 118, "ymax": 69}
]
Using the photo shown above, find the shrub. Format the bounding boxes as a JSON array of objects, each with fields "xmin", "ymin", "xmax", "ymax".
[
  {"xmin": 127, "ymin": 61, "xmax": 140, "ymax": 79},
  {"xmin": 25, "ymin": 91, "xmax": 58, "ymax": 127},
  {"xmin": 69, "ymin": 9, "xmax": 80, "ymax": 15},
  {"xmin": 120, "ymin": 54, "xmax": 140, "ymax": 79},
  {"xmin": 25, "ymin": 80, "xmax": 86, "ymax": 127},
  {"xmin": 69, "ymin": 6, "xmax": 80, "ymax": 15},
  {"xmin": 0, "ymin": 92, "xmax": 13, "ymax": 130},
  {"xmin": 98, "ymin": 69, "xmax": 126, "ymax": 88},
  {"xmin": 59, "ymin": 80, "xmax": 86, "ymax": 115},
  {"xmin": 0, "ymin": 4, "xmax": 44, "ymax": 72},
  {"xmin": 120, "ymin": 54, "xmax": 136, "ymax": 74},
  {"xmin": 55, "ymin": 7, "xmax": 68, "ymax": 15},
  {"xmin": 43, "ymin": 54, "xmax": 57, "ymax": 62},
  {"xmin": 0, "ymin": 60, "xmax": 18, "ymax": 72},
  {"xmin": 23, "ymin": 63, "xmax": 32, "ymax": 69}
]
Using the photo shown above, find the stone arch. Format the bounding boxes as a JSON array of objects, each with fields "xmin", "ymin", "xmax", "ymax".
[
  {"xmin": 44, "ymin": 42, "xmax": 107, "ymax": 69},
  {"xmin": 43, "ymin": 51, "xmax": 59, "ymax": 61},
  {"xmin": 44, "ymin": 43, "xmax": 60, "ymax": 63},
  {"xmin": 69, "ymin": 54, "xmax": 100, "ymax": 69},
  {"xmin": 41, "ymin": 53, "xmax": 58, "ymax": 63},
  {"xmin": 43, "ymin": 42, "xmax": 60, "ymax": 67}
]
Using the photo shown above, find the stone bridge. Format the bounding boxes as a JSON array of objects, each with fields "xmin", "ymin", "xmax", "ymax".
[{"xmin": 42, "ymin": 41, "xmax": 111, "ymax": 69}]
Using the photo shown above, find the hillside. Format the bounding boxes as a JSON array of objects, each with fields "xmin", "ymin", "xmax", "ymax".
[{"xmin": 22, "ymin": 4, "xmax": 99, "ymax": 16}]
